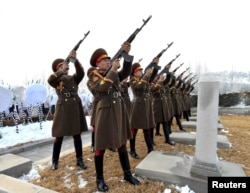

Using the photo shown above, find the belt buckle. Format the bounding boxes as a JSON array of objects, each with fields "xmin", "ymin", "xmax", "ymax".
[
  {"xmin": 113, "ymin": 92, "xmax": 119, "ymax": 98},
  {"xmin": 64, "ymin": 92, "xmax": 71, "ymax": 97}
]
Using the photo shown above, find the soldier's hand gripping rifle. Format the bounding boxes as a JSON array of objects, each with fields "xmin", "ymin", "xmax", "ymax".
[
  {"xmin": 65, "ymin": 30, "xmax": 90, "ymax": 63},
  {"xmin": 144, "ymin": 42, "xmax": 174, "ymax": 72},
  {"xmin": 103, "ymin": 15, "xmax": 152, "ymax": 76}
]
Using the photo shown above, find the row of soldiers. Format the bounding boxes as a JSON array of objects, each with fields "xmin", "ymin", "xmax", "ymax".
[
  {"xmin": 48, "ymin": 40, "xmax": 197, "ymax": 192},
  {"xmin": 85, "ymin": 43, "xmax": 196, "ymax": 191},
  {"xmin": 87, "ymin": 49, "xmax": 196, "ymax": 154}
]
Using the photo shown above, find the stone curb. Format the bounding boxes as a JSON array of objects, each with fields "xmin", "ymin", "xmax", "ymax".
[{"xmin": 0, "ymin": 130, "xmax": 92, "ymax": 156}]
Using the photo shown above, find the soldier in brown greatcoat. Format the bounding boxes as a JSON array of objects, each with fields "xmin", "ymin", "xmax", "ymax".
[
  {"xmin": 120, "ymin": 77, "xmax": 131, "ymax": 115},
  {"xmin": 86, "ymin": 67, "xmax": 97, "ymax": 153},
  {"xmin": 160, "ymin": 63, "xmax": 174, "ymax": 134},
  {"xmin": 151, "ymin": 74, "xmax": 175, "ymax": 145},
  {"xmin": 88, "ymin": 43, "xmax": 140, "ymax": 192},
  {"xmin": 48, "ymin": 50, "xmax": 88, "ymax": 170},
  {"xmin": 129, "ymin": 61, "xmax": 156, "ymax": 159},
  {"xmin": 179, "ymin": 77, "xmax": 190, "ymax": 121},
  {"xmin": 169, "ymin": 72, "xmax": 186, "ymax": 132}
]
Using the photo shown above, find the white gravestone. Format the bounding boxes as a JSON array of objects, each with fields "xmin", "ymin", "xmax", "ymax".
[{"xmin": 190, "ymin": 75, "xmax": 222, "ymax": 177}]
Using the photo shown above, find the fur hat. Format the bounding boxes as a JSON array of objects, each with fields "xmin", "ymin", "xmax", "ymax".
[
  {"xmin": 90, "ymin": 48, "xmax": 110, "ymax": 67},
  {"xmin": 131, "ymin": 63, "xmax": 143, "ymax": 75},
  {"xmin": 52, "ymin": 58, "xmax": 64, "ymax": 72}
]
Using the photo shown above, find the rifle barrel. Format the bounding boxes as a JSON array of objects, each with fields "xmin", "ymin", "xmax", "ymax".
[{"xmin": 105, "ymin": 16, "xmax": 152, "ymax": 76}]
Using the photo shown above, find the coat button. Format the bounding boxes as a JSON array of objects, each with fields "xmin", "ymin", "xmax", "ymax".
[
  {"xmin": 113, "ymin": 101, "xmax": 116, "ymax": 103},
  {"xmin": 65, "ymin": 99, "xmax": 67, "ymax": 101}
]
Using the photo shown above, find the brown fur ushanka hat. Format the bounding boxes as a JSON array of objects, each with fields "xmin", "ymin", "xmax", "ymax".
[{"xmin": 90, "ymin": 48, "xmax": 110, "ymax": 67}]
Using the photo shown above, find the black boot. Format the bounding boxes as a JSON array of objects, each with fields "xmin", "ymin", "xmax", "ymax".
[
  {"xmin": 95, "ymin": 155, "xmax": 108, "ymax": 192},
  {"xmin": 168, "ymin": 120, "xmax": 172, "ymax": 134},
  {"xmin": 118, "ymin": 151, "xmax": 141, "ymax": 185},
  {"xmin": 144, "ymin": 132, "xmax": 154, "ymax": 153},
  {"xmin": 155, "ymin": 123, "xmax": 162, "ymax": 136},
  {"xmin": 176, "ymin": 115, "xmax": 186, "ymax": 132},
  {"xmin": 170, "ymin": 117, "xmax": 173, "ymax": 126},
  {"xmin": 129, "ymin": 136, "xmax": 139, "ymax": 159},
  {"xmin": 163, "ymin": 123, "xmax": 175, "ymax": 146},
  {"xmin": 74, "ymin": 140, "xmax": 87, "ymax": 169},
  {"xmin": 150, "ymin": 128, "xmax": 155, "ymax": 145},
  {"xmin": 51, "ymin": 140, "xmax": 62, "ymax": 170},
  {"xmin": 91, "ymin": 131, "xmax": 95, "ymax": 153},
  {"xmin": 183, "ymin": 111, "xmax": 189, "ymax": 121}
]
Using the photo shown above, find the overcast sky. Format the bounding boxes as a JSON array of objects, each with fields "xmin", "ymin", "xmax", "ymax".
[{"xmin": 1, "ymin": 0, "xmax": 249, "ymax": 86}]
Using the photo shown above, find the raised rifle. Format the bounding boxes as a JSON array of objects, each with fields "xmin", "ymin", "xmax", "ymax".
[
  {"xmin": 161, "ymin": 54, "xmax": 181, "ymax": 85},
  {"xmin": 65, "ymin": 30, "xmax": 90, "ymax": 63},
  {"xmin": 177, "ymin": 67, "xmax": 190, "ymax": 79},
  {"xmin": 169, "ymin": 53, "xmax": 181, "ymax": 68},
  {"xmin": 158, "ymin": 53, "xmax": 181, "ymax": 77},
  {"xmin": 188, "ymin": 79, "xmax": 198, "ymax": 93},
  {"xmin": 182, "ymin": 72, "xmax": 193, "ymax": 82},
  {"xmin": 104, "ymin": 15, "xmax": 152, "ymax": 76},
  {"xmin": 179, "ymin": 68, "xmax": 192, "ymax": 90},
  {"xmin": 172, "ymin": 62, "xmax": 184, "ymax": 73},
  {"xmin": 144, "ymin": 42, "xmax": 174, "ymax": 72},
  {"xmin": 186, "ymin": 74, "xmax": 197, "ymax": 83},
  {"xmin": 157, "ymin": 54, "xmax": 181, "ymax": 82},
  {"xmin": 138, "ymin": 58, "xmax": 143, "ymax": 63},
  {"xmin": 191, "ymin": 79, "xmax": 198, "ymax": 86}
]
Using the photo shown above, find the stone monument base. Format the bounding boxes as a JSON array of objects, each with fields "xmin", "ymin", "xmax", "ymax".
[
  {"xmin": 0, "ymin": 174, "xmax": 58, "ymax": 193},
  {"xmin": 135, "ymin": 151, "xmax": 246, "ymax": 193},
  {"xmin": 0, "ymin": 154, "xmax": 32, "ymax": 178}
]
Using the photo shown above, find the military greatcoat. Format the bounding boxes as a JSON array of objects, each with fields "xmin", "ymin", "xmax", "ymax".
[
  {"xmin": 130, "ymin": 75, "xmax": 155, "ymax": 129},
  {"xmin": 88, "ymin": 61, "xmax": 132, "ymax": 150},
  {"xmin": 151, "ymin": 81, "xmax": 170, "ymax": 123},
  {"xmin": 120, "ymin": 80, "xmax": 131, "ymax": 115},
  {"xmin": 48, "ymin": 60, "xmax": 88, "ymax": 137}
]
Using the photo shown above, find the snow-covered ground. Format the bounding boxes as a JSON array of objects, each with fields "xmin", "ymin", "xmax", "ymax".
[{"xmin": 0, "ymin": 117, "xmax": 91, "ymax": 149}]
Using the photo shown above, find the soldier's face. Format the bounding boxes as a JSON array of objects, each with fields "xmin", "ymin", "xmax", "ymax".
[
  {"xmin": 96, "ymin": 58, "xmax": 110, "ymax": 70},
  {"xmin": 134, "ymin": 69, "xmax": 143, "ymax": 77}
]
